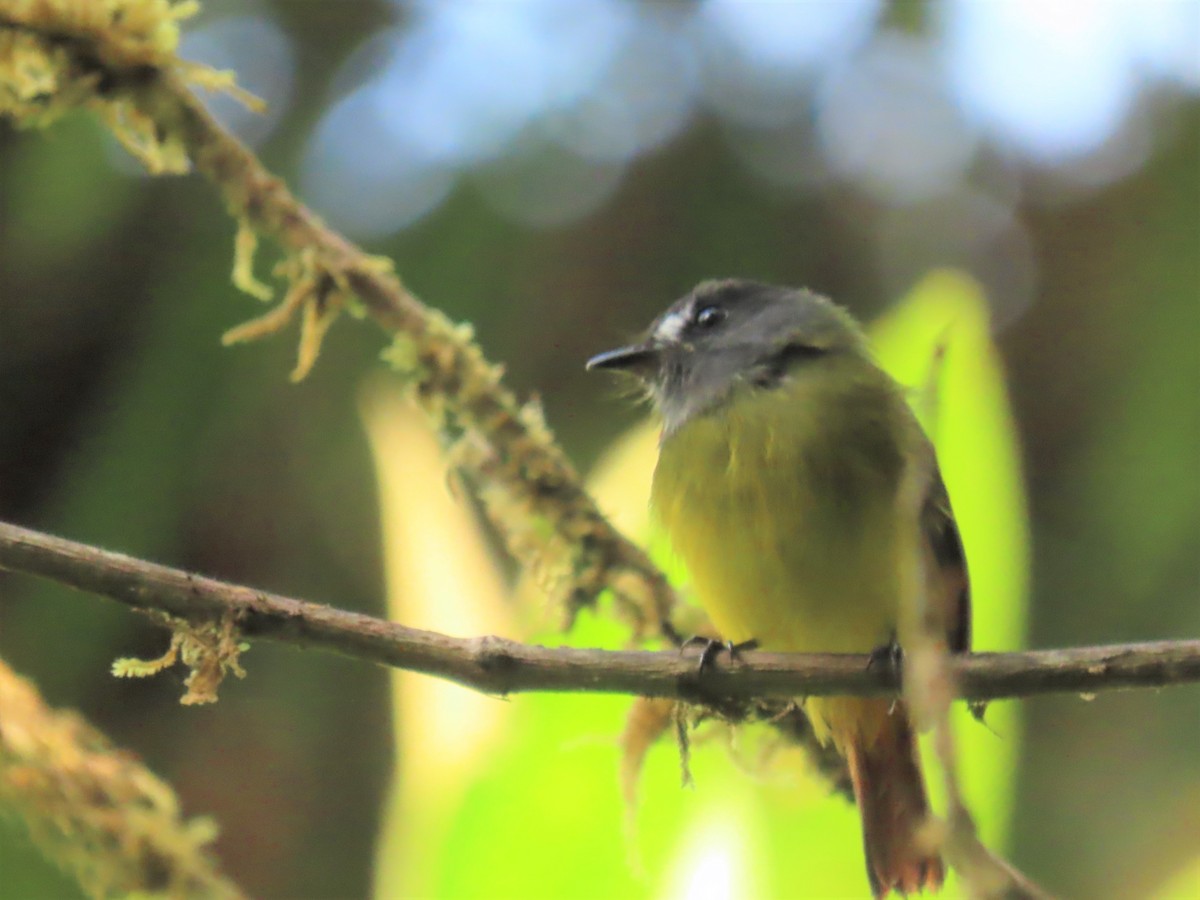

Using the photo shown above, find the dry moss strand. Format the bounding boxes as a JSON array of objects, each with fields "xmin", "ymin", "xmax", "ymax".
[{"xmin": 0, "ymin": 656, "xmax": 244, "ymax": 899}]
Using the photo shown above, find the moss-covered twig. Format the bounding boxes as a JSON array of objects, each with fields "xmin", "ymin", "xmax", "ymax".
[
  {"xmin": 0, "ymin": 0, "xmax": 674, "ymax": 637},
  {"xmin": 0, "ymin": 655, "xmax": 244, "ymax": 899}
]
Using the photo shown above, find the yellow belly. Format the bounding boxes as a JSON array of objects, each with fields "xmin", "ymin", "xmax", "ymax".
[{"xmin": 650, "ymin": 377, "xmax": 910, "ymax": 748}]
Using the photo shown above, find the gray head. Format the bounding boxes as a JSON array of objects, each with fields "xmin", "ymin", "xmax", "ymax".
[{"xmin": 587, "ymin": 279, "xmax": 869, "ymax": 435}]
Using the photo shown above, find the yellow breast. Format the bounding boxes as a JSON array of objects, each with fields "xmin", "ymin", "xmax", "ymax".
[{"xmin": 650, "ymin": 367, "xmax": 912, "ymax": 657}]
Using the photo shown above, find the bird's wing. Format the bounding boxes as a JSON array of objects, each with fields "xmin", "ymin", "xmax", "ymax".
[{"xmin": 922, "ymin": 468, "xmax": 971, "ymax": 653}]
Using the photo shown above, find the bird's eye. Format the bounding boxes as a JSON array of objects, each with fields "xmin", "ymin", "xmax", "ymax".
[{"xmin": 694, "ymin": 305, "xmax": 726, "ymax": 329}]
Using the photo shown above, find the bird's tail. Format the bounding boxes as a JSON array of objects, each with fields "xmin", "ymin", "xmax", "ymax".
[{"xmin": 846, "ymin": 706, "xmax": 944, "ymax": 898}]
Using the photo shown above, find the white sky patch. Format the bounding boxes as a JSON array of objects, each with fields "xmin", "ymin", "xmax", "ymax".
[
  {"xmin": 654, "ymin": 309, "xmax": 690, "ymax": 342},
  {"xmin": 294, "ymin": 0, "xmax": 1198, "ymax": 233},
  {"xmin": 940, "ymin": 0, "xmax": 1138, "ymax": 161}
]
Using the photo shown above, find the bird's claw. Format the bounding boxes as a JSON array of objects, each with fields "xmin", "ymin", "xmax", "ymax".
[
  {"xmin": 867, "ymin": 638, "xmax": 904, "ymax": 681},
  {"xmin": 681, "ymin": 636, "xmax": 760, "ymax": 674}
]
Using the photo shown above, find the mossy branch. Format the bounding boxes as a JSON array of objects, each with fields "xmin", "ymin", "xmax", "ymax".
[
  {"xmin": 0, "ymin": 0, "xmax": 674, "ymax": 638},
  {"xmin": 0, "ymin": 655, "xmax": 245, "ymax": 899}
]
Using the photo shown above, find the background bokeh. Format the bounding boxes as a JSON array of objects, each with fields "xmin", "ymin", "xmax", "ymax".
[{"xmin": 1, "ymin": 1, "xmax": 1197, "ymax": 897}]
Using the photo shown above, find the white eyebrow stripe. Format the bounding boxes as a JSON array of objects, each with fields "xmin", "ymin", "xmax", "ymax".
[{"xmin": 654, "ymin": 310, "xmax": 688, "ymax": 342}]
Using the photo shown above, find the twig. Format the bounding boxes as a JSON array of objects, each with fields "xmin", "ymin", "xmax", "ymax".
[{"xmin": 1, "ymin": 519, "xmax": 1198, "ymax": 703}]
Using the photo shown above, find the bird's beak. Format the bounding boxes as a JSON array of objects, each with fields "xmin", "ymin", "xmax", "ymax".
[{"xmin": 585, "ymin": 342, "xmax": 659, "ymax": 375}]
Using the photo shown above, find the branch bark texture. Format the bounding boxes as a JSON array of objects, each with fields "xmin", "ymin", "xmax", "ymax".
[{"xmin": 2, "ymin": 519, "xmax": 1198, "ymax": 703}]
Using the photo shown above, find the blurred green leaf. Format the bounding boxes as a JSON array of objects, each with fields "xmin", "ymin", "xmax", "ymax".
[
  {"xmin": 870, "ymin": 268, "xmax": 1030, "ymax": 850},
  {"xmin": 1153, "ymin": 850, "xmax": 1200, "ymax": 900}
]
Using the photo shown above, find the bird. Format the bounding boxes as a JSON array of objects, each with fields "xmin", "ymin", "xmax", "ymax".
[{"xmin": 587, "ymin": 279, "xmax": 970, "ymax": 897}]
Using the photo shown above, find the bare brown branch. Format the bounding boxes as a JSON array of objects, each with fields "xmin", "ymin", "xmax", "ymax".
[{"xmin": 1, "ymin": 519, "xmax": 1198, "ymax": 704}]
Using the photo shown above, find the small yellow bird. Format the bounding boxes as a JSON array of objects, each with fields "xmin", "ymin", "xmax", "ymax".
[{"xmin": 588, "ymin": 280, "xmax": 970, "ymax": 898}]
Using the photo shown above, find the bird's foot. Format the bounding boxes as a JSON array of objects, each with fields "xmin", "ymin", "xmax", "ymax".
[
  {"xmin": 866, "ymin": 638, "xmax": 904, "ymax": 681},
  {"xmin": 681, "ymin": 636, "xmax": 760, "ymax": 674},
  {"xmin": 867, "ymin": 638, "xmax": 904, "ymax": 714},
  {"xmin": 659, "ymin": 618, "xmax": 686, "ymax": 648}
]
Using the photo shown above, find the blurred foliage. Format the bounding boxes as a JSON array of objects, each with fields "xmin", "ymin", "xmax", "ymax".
[{"xmin": 1, "ymin": 2, "xmax": 1197, "ymax": 899}]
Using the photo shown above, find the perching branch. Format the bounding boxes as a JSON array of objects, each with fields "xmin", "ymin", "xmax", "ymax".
[{"xmin": 2, "ymin": 519, "xmax": 1198, "ymax": 703}]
